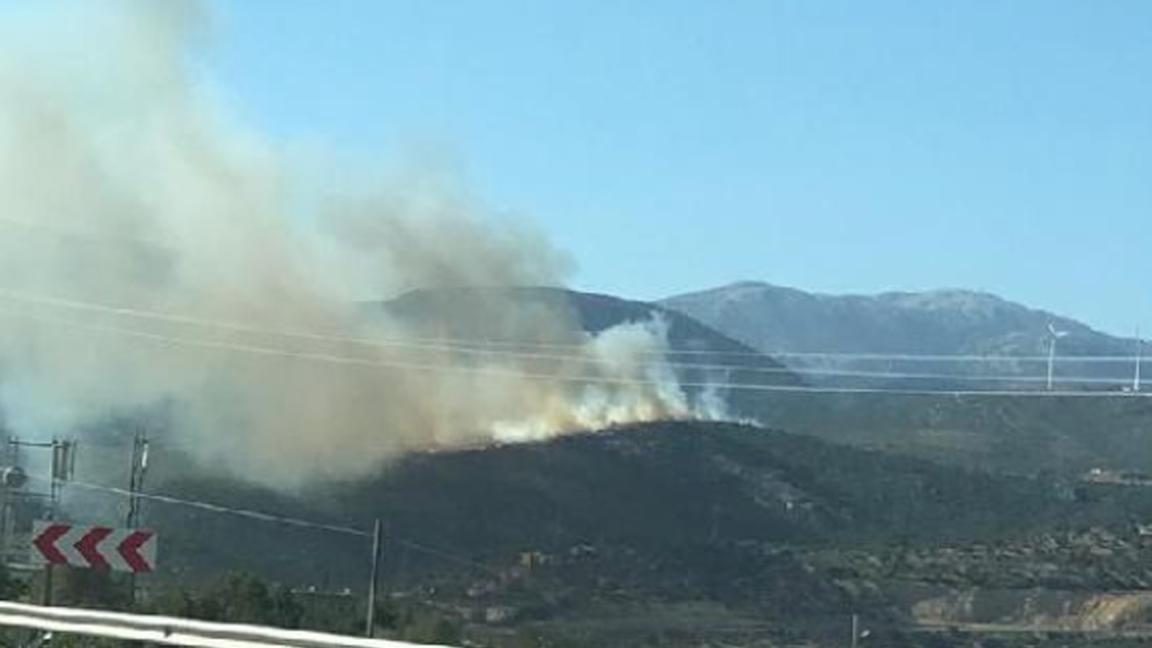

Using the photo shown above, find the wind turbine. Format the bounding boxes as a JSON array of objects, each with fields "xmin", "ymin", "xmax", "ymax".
[
  {"xmin": 1135, "ymin": 329, "xmax": 1144, "ymax": 393},
  {"xmin": 1046, "ymin": 323, "xmax": 1069, "ymax": 391}
]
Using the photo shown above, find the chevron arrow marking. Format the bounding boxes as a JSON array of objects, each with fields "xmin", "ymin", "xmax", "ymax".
[
  {"xmin": 31, "ymin": 523, "xmax": 69, "ymax": 565},
  {"xmin": 74, "ymin": 527, "xmax": 112, "ymax": 569},
  {"xmin": 117, "ymin": 530, "xmax": 155, "ymax": 573},
  {"xmin": 30, "ymin": 522, "xmax": 157, "ymax": 573}
]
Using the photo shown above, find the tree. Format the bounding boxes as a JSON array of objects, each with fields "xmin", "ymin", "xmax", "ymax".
[{"xmin": 157, "ymin": 572, "xmax": 302, "ymax": 629}]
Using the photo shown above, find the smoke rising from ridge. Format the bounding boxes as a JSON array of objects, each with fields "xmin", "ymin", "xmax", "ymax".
[{"xmin": 0, "ymin": 0, "xmax": 726, "ymax": 484}]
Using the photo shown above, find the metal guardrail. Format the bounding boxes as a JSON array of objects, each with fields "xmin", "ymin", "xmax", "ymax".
[{"xmin": 0, "ymin": 601, "xmax": 455, "ymax": 648}]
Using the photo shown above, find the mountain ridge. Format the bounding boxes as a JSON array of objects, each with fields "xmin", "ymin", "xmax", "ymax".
[{"xmin": 661, "ymin": 280, "xmax": 1140, "ymax": 357}]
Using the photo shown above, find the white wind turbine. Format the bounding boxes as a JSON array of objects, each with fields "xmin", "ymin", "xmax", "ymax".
[
  {"xmin": 1046, "ymin": 323, "xmax": 1069, "ymax": 391},
  {"xmin": 1135, "ymin": 328, "xmax": 1144, "ymax": 393}
]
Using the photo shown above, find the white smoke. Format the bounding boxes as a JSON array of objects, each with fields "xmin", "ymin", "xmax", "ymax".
[{"xmin": 0, "ymin": 0, "xmax": 726, "ymax": 484}]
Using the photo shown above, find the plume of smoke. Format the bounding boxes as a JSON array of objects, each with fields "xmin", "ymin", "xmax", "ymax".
[{"xmin": 0, "ymin": 0, "xmax": 725, "ymax": 485}]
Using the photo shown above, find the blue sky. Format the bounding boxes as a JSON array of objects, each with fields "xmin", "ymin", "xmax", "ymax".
[{"xmin": 200, "ymin": 1, "xmax": 1150, "ymax": 336}]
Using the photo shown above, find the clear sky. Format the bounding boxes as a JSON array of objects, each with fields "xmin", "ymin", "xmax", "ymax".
[{"xmin": 200, "ymin": 1, "xmax": 1150, "ymax": 336}]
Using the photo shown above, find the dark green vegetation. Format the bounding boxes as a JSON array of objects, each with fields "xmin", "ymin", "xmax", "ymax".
[
  {"xmin": 43, "ymin": 421, "xmax": 1150, "ymax": 647},
  {"xmin": 3, "ymin": 420, "xmax": 1152, "ymax": 646},
  {"xmin": 147, "ymin": 422, "xmax": 1076, "ymax": 583}
]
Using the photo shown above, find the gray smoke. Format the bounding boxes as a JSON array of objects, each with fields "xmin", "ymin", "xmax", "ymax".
[{"xmin": 0, "ymin": 0, "xmax": 725, "ymax": 485}]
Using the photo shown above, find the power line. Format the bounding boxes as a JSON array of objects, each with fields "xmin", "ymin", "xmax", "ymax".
[
  {"xmin": 1, "ymin": 304, "xmax": 1150, "ymax": 399},
  {"xmin": 38, "ymin": 477, "xmax": 368, "ymax": 537},
  {"xmin": 47, "ymin": 478, "xmax": 507, "ymax": 579},
  {"xmin": 0, "ymin": 306, "xmax": 701, "ymax": 388},
  {"xmin": 767, "ymin": 351, "xmax": 1141, "ymax": 363},
  {"xmin": 0, "ymin": 290, "xmax": 1142, "ymax": 389},
  {"xmin": 0, "ymin": 299, "xmax": 1131, "ymax": 386},
  {"xmin": 0, "ymin": 216, "xmax": 1143, "ymax": 367},
  {"xmin": 391, "ymin": 539, "xmax": 504, "ymax": 579},
  {"xmin": 0, "ymin": 289, "xmax": 1144, "ymax": 365}
]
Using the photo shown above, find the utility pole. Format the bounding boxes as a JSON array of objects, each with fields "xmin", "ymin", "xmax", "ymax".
[
  {"xmin": 126, "ymin": 432, "xmax": 149, "ymax": 528},
  {"xmin": 0, "ymin": 438, "xmax": 16, "ymax": 566},
  {"xmin": 43, "ymin": 439, "xmax": 75, "ymax": 606},
  {"xmin": 126, "ymin": 432, "xmax": 149, "ymax": 604},
  {"xmin": 850, "ymin": 613, "xmax": 859, "ymax": 648},
  {"xmin": 0, "ymin": 438, "xmax": 71, "ymax": 605},
  {"xmin": 365, "ymin": 519, "xmax": 383, "ymax": 638}
]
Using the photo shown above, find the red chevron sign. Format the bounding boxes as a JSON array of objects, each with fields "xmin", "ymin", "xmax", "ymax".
[{"xmin": 31, "ymin": 522, "xmax": 157, "ymax": 573}]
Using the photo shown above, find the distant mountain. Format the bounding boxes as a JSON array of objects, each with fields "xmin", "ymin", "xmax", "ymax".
[
  {"xmin": 661, "ymin": 281, "xmax": 1138, "ymax": 358},
  {"xmin": 661, "ymin": 281, "xmax": 1147, "ymax": 394},
  {"xmin": 660, "ymin": 282, "xmax": 1152, "ymax": 475}
]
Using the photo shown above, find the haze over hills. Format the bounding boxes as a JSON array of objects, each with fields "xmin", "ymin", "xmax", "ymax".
[
  {"xmin": 383, "ymin": 287, "xmax": 792, "ymax": 364},
  {"xmin": 380, "ymin": 287, "xmax": 804, "ymax": 418},
  {"xmin": 661, "ymin": 281, "xmax": 1141, "ymax": 358}
]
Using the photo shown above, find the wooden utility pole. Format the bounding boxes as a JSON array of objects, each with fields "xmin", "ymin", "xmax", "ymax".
[{"xmin": 365, "ymin": 519, "xmax": 383, "ymax": 638}]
